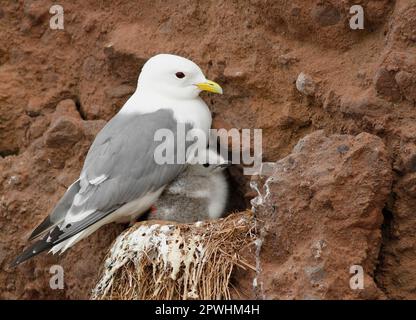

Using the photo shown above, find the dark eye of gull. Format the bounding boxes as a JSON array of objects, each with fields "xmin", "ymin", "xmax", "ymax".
[
  {"xmin": 203, "ymin": 163, "xmax": 210, "ymax": 167},
  {"xmin": 175, "ymin": 72, "xmax": 185, "ymax": 79}
]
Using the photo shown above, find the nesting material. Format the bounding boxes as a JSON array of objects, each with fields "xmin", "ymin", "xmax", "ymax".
[{"xmin": 91, "ymin": 211, "xmax": 256, "ymax": 300}]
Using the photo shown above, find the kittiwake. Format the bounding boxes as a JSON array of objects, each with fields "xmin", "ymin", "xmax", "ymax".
[{"xmin": 13, "ymin": 53, "xmax": 223, "ymax": 266}]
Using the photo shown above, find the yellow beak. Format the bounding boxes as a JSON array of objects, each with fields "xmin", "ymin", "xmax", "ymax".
[{"xmin": 195, "ymin": 80, "xmax": 223, "ymax": 94}]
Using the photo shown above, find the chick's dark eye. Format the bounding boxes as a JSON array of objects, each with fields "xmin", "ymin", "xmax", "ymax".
[
  {"xmin": 203, "ymin": 163, "xmax": 210, "ymax": 167},
  {"xmin": 175, "ymin": 72, "xmax": 185, "ymax": 79}
]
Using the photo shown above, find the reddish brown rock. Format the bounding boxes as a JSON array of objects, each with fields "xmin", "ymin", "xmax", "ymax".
[
  {"xmin": 376, "ymin": 173, "xmax": 416, "ymax": 299},
  {"xmin": 54, "ymin": 99, "xmax": 80, "ymax": 118},
  {"xmin": 44, "ymin": 116, "xmax": 84, "ymax": 148},
  {"xmin": 388, "ymin": 4, "xmax": 416, "ymax": 46},
  {"xmin": 23, "ymin": 0, "xmax": 49, "ymax": 26},
  {"xmin": 0, "ymin": 107, "xmax": 122, "ymax": 299},
  {"xmin": 373, "ymin": 68, "xmax": 401, "ymax": 102},
  {"xmin": 251, "ymin": 131, "xmax": 392, "ymax": 299},
  {"xmin": 0, "ymin": 0, "xmax": 415, "ymax": 300},
  {"xmin": 395, "ymin": 71, "xmax": 416, "ymax": 102},
  {"xmin": 311, "ymin": 3, "xmax": 341, "ymax": 27},
  {"xmin": 105, "ymin": 84, "xmax": 135, "ymax": 99},
  {"xmin": 26, "ymin": 97, "xmax": 44, "ymax": 117},
  {"xmin": 105, "ymin": 24, "xmax": 148, "ymax": 82}
]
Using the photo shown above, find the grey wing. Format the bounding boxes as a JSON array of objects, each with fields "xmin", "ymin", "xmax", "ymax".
[
  {"xmin": 63, "ymin": 109, "xmax": 189, "ymax": 228},
  {"xmin": 29, "ymin": 180, "xmax": 80, "ymax": 240},
  {"xmin": 28, "ymin": 109, "xmax": 190, "ymax": 248}
]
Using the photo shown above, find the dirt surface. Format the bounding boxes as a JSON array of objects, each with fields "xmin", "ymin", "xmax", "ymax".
[{"xmin": 0, "ymin": 0, "xmax": 415, "ymax": 299}]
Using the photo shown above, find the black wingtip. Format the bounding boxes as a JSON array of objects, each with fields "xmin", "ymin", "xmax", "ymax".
[
  {"xmin": 10, "ymin": 257, "xmax": 21, "ymax": 268},
  {"xmin": 11, "ymin": 236, "xmax": 55, "ymax": 267},
  {"xmin": 28, "ymin": 216, "xmax": 53, "ymax": 241},
  {"xmin": 10, "ymin": 249, "xmax": 34, "ymax": 268},
  {"xmin": 10, "ymin": 255, "xmax": 27, "ymax": 268}
]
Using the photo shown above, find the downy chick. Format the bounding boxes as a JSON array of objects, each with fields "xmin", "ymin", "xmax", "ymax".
[{"xmin": 150, "ymin": 149, "xmax": 230, "ymax": 223}]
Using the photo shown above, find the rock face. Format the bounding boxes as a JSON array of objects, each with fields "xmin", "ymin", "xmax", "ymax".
[
  {"xmin": 251, "ymin": 131, "xmax": 392, "ymax": 299},
  {"xmin": 0, "ymin": 0, "xmax": 416, "ymax": 299},
  {"xmin": 0, "ymin": 102, "xmax": 124, "ymax": 299}
]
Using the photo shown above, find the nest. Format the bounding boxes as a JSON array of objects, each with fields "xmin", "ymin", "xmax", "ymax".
[{"xmin": 91, "ymin": 211, "xmax": 256, "ymax": 300}]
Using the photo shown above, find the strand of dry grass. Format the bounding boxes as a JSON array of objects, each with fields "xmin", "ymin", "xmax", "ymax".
[{"xmin": 91, "ymin": 211, "xmax": 256, "ymax": 300}]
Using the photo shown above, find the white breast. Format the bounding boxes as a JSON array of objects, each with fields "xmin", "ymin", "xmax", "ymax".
[{"xmin": 120, "ymin": 91, "xmax": 212, "ymax": 134}]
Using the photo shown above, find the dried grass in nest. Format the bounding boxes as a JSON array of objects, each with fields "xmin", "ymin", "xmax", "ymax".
[{"xmin": 91, "ymin": 211, "xmax": 256, "ymax": 300}]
